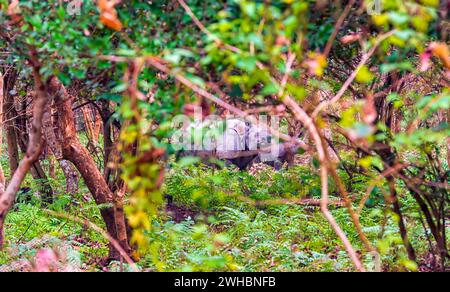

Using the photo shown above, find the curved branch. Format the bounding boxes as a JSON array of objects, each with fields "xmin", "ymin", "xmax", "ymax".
[
  {"xmin": 0, "ymin": 48, "xmax": 48, "ymax": 249},
  {"xmin": 282, "ymin": 94, "xmax": 366, "ymax": 272}
]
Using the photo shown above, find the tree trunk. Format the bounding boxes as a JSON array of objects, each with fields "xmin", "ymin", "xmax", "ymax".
[
  {"xmin": 100, "ymin": 100, "xmax": 114, "ymax": 177},
  {"xmin": 14, "ymin": 93, "xmax": 54, "ymax": 204},
  {"xmin": 48, "ymin": 156, "xmax": 56, "ymax": 179},
  {"xmin": 48, "ymin": 76, "xmax": 131, "ymax": 259},
  {"xmin": 81, "ymin": 105, "xmax": 102, "ymax": 146},
  {"xmin": 100, "ymin": 100, "xmax": 123, "ymax": 193},
  {"xmin": 2, "ymin": 69, "xmax": 19, "ymax": 175},
  {"xmin": 17, "ymin": 131, "xmax": 54, "ymax": 204},
  {"xmin": 43, "ymin": 106, "xmax": 79, "ymax": 195},
  {"xmin": 0, "ymin": 58, "xmax": 49, "ymax": 249},
  {"xmin": 0, "ymin": 72, "xmax": 6, "ymax": 193}
]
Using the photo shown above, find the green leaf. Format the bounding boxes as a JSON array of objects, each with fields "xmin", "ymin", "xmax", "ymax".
[
  {"xmin": 111, "ymin": 83, "xmax": 128, "ymax": 93},
  {"xmin": 380, "ymin": 62, "xmax": 414, "ymax": 73},
  {"xmin": 261, "ymin": 82, "xmax": 279, "ymax": 96},
  {"xmin": 236, "ymin": 56, "xmax": 258, "ymax": 72},
  {"xmin": 388, "ymin": 12, "xmax": 409, "ymax": 25},
  {"xmin": 241, "ymin": 1, "xmax": 256, "ymax": 17}
]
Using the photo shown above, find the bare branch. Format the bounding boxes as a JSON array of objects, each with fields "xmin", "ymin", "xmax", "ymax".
[
  {"xmin": 0, "ymin": 49, "xmax": 49, "ymax": 249},
  {"xmin": 176, "ymin": 0, "xmax": 241, "ymax": 54},
  {"xmin": 323, "ymin": 0, "xmax": 356, "ymax": 58},
  {"xmin": 281, "ymin": 93, "xmax": 366, "ymax": 272}
]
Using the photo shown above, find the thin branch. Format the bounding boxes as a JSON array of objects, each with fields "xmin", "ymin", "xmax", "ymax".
[
  {"xmin": 357, "ymin": 163, "xmax": 406, "ymax": 215},
  {"xmin": 236, "ymin": 196, "xmax": 345, "ymax": 207},
  {"xmin": 279, "ymin": 52, "xmax": 373, "ymax": 262},
  {"xmin": 313, "ymin": 30, "xmax": 396, "ymax": 118},
  {"xmin": 323, "ymin": 0, "xmax": 356, "ymax": 58},
  {"xmin": 176, "ymin": 0, "xmax": 241, "ymax": 54},
  {"xmin": 281, "ymin": 92, "xmax": 366, "ymax": 272}
]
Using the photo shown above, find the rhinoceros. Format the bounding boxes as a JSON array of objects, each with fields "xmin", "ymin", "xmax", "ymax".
[{"xmin": 171, "ymin": 118, "xmax": 298, "ymax": 170}]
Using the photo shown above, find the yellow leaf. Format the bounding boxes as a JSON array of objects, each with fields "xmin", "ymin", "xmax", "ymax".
[
  {"xmin": 356, "ymin": 65, "xmax": 374, "ymax": 83},
  {"xmin": 304, "ymin": 53, "xmax": 327, "ymax": 77},
  {"xmin": 372, "ymin": 14, "xmax": 389, "ymax": 26}
]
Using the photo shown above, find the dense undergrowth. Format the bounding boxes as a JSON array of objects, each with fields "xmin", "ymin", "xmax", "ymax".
[{"xmin": 0, "ymin": 149, "xmax": 442, "ymax": 272}]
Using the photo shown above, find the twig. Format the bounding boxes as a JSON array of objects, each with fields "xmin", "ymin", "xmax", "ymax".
[
  {"xmin": 0, "ymin": 72, "xmax": 5, "ymax": 193},
  {"xmin": 236, "ymin": 196, "xmax": 345, "ymax": 207},
  {"xmin": 323, "ymin": 0, "xmax": 356, "ymax": 58},
  {"xmin": 176, "ymin": 0, "xmax": 241, "ymax": 54},
  {"xmin": 281, "ymin": 92, "xmax": 366, "ymax": 272},
  {"xmin": 357, "ymin": 163, "xmax": 406, "ymax": 215}
]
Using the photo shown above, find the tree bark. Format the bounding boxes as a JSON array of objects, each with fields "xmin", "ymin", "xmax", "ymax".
[
  {"xmin": 14, "ymin": 93, "xmax": 54, "ymax": 204},
  {"xmin": 48, "ymin": 76, "xmax": 131, "ymax": 259},
  {"xmin": 2, "ymin": 69, "xmax": 19, "ymax": 175},
  {"xmin": 99, "ymin": 100, "xmax": 123, "ymax": 193},
  {"xmin": 81, "ymin": 105, "xmax": 102, "ymax": 146},
  {"xmin": 0, "ymin": 57, "xmax": 49, "ymax": 249},
  {"xmin": 0, "ymin": 72, "xmax": 6, "ymax": 193},
  {"xmin": 43, "ymin": 108, "xmax": 79, "ymax": 195}
]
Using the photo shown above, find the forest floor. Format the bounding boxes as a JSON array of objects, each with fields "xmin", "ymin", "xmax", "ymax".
[{"xmin": 0, "ymin": 153, "xmax": 446, "ymax": 272}]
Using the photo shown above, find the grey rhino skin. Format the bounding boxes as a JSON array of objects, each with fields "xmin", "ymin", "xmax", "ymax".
[{"xmin": 173, "ymin": 119, "xmax": 298, "ymax": 170}]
